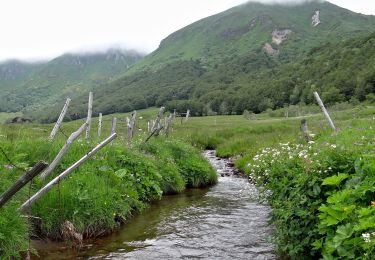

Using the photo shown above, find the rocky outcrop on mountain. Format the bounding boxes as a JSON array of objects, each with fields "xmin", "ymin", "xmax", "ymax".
[
  {"xmin": 272, "ymin": 29, "xmax": 292, "ymax": 45},
  {"xmin": 312, "ymin": 10, "xmax": 321, "ymax": 27},
  {"xmin": 263, "ymin": 43, "xmax": 279, "ymax": 55}
]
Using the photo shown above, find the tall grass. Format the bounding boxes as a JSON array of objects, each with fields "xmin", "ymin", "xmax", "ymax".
[{"xmin": 0, "ymin": 120, "xmax": 217, "ymax": 258}]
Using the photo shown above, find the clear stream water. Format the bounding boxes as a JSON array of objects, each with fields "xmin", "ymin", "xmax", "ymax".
[{"xmin": 33, "ymin": 150, "xmax": 275, "ymax": 259}]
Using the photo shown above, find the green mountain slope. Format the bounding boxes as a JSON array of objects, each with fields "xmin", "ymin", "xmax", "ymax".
[
  {"xmin": 0, "ymin": 49, "xmax": 144, "ymax": 112},
  {"xmin": 50, "ymin": 0, "xmax": 375, "ymax": 121},
  {"xmin": 134, "ymin": 0, "xmax": 375, "ymax": 69}
]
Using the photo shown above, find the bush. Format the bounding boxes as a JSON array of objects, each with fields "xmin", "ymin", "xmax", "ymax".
[{"xmin": 244, "ymin": 122, "xmax": 374, "ymax": 259}]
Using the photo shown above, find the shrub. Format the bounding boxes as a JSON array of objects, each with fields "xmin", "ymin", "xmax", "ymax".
[{"xmin": 244, "ymin": 122, "xmax": 374, "ymax": 259}]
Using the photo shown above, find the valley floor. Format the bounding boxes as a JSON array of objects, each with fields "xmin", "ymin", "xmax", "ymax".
[{"xmin": 0, "ymin": 105, "xmax": 374, "ymax": 259}]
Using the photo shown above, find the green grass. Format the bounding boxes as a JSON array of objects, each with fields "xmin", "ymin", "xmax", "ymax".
[
  {"xmin": 0, "ymin": 112, "xmax": 216, "ymax": 257},
  {"xmin": 0, "ymin": 105, "xmax": 374, "ymax": 258}
]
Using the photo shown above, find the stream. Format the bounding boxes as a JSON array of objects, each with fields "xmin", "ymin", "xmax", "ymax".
[{"xmin": 33, "ymin": 150, "xmax": 275, "ymax": 259}]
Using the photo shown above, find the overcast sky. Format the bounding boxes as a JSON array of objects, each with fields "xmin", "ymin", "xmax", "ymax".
[{"xmin": 0, "ymin": 0, "xmax": 374, "ymax": 62}]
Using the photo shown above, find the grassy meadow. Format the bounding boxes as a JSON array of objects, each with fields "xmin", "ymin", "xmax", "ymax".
[{"xmin": 0, "ymin": 104, "xmax": 374, "ymax": 258}]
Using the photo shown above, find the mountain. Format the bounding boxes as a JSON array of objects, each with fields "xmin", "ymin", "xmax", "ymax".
[
  {"xmin": 4, "ymin": 0, "xmax": 375, "ymax": 122},
  {"xmin": 0, "ymin": 49, "xmax": 144, "ymax": 112},
  {"xmin": 42, "ymin": 0, "xmax": 374, "ymax": 121},
  {"xmin": 133, "ymin": 0, "xmax": 375, "ymax": 69}
]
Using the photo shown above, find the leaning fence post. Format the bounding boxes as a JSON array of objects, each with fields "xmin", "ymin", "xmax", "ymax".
[
  {"xmin": 85, "ymin": 92, "xmax": 93, "ymax": 140},
  {"xmin": 49, "ymin": 98, "xmax": 71, "ymax": 141},
  {"xmin": 0, "ymin": 161, "xmax": 48, "ymax": 208},
  {"xmin": 40, "ymin": 122, "xmax": 88, "ymax": 179},
  {"xmin": 313, "ymin": 91, "xmax": 337, "ymax": 132},
  {"xmin": 98, "ymin": 113, "xmax": 102, "ymax": 138},
  {"xmin": 18, "ymin": 133, "xmax": 117, "ymax": 213}
]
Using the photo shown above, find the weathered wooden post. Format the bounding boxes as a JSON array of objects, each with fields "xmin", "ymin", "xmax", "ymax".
[
  {"xmin": 110, "ymin": 117, "xmax": 117, "ymax": 135},
  {"xmin": 0, "ymin": 161, "xmax": 48, "ymax": 208},
  {"xmin": 285, "ymin": 106, "xmax": 289, "ymax": 118},
  {"xmin": 40, "ymin": 122, "xmax": 88, "ymax": 179},
  {"xmin": 145, "ymin": 107, "xmax": 165, "ymax": 142},
  {"xmin": 165, "ymin": 114, "xmax": 173, "ymax": 137},
  {"xmin": 313, "ymin": 91, "xmax": 337, "ymax": 132},
  {"xmin": 151, "ymin": 107, "xmax": 165, "ymax": 135},
  {"xmin": 18, "ymin": 133, "xmax": 117, "ymax": 212},
  {"xmin": 300, "ymin": 119, "xmax": 311, "ymax": 142},
  {"xmin": 85, "ymin": 92, "xmax": 93, "ymax": 140},
  {"xmin": 49, "ymin": 98, "xmax": 71, "ymax": 141},
  {"xmin": 185, "ymin": 109, "xmax": 190, "ymax": 122},
  {"xmin": 147, "ymin": 121, "xmax": 151, "ymax": 133},
  {"xmin": 127, "ymin": 111, "xmax": 137, "ymax": 146},
  {"xmin": 98, "ymin": 113, "xmax": 102, "ymax": 138}
]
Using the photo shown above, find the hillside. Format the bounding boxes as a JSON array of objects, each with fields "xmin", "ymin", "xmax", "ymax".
[
  {"xmin": 3, "ymin": 1, "xmax": 375, "ymax": 122},
  {"xmin": 42, "ymin": 0, "xmax": 375, "ymax": 121},
  {"xmin": 134, "ymin": 0, "xmax": 375, "ymax": 69},
  {"xmin": 0, "ymin": 49, "xmax": 144, "ymax": 112}
]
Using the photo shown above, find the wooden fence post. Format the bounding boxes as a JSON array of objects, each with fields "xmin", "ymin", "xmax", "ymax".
[
  {"xmin": 151, "ymin": 107, "xmax": 165, "ymax": 135},
  {"xmin": 49, "ymin": 98, "xmax": 71, "ymax": 141},
  {"xmin": 98, "ymin": 113, "xmax": 102, "ymax": 138},
  {"xmin": 313, "ymin": 91, "xmax": 337, "ymax": 132},
  {"xmin": 85, "ymin": 92, "xmax": 93, "ymax": 140},
  {"xmin": 165, "ymin": 114, "xmax": 173, "ymax": 137},
  {"xmin": 127, "ymin": 111, "xmax": 137, "ymax": 146},
  {"xmin": 110, "ymin": 117, "xmax": 117, "ymax": 135},
  {"xmin": 285, "ymin": 106, "xmax": 289, "ymax": 118},
  {"xmin": 18, "ymin": 133, "xmax": 117, "ymax": 213},
  {"xmin": 185, "ymin": 109, "xmax": 190, "ymax": 122},
  {"xmin": 145, "ymin": 107, "xmax": 165, "ymax": 142},
  {"xmin": 40, "ymin": 122, "xmax": 88, "ymax": 179},
  {"xmin": 300, "ymin": 119, "xmax": 311, "ymax": 141},
  {"xmin": 0, "ymin": 161, "xmax": 48, "ymax": 208}
]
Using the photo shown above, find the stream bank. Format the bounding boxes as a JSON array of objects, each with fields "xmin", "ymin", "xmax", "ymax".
[{"xmin": 33, "ymin": 150, "xmax": 275, "ymax": 259}]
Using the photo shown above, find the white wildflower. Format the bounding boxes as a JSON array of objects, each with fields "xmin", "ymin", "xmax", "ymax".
[{"xmin": 362, "ymin": 233, "xmax": 371, "ymax": 243}]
